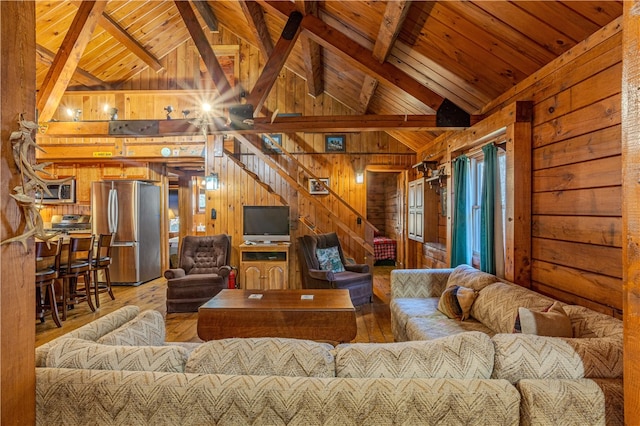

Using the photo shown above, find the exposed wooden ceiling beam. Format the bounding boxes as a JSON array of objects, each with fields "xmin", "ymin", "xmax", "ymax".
[
  {"xmin": 97, "ymin": 10, "xmax": 164, "ymax": 72},
  {"xmin": 358, "ymin": 1, "xmax": 411, "ymax": 114},
  {"xmin": 295, "ymin": 0, "xmax": 323, "ymax": 97},
  {"xmin": 69, "ymin": 0, "xmax": 164, "ymax": 73},
  {"xmin": 246, "ymin": 11, "xmax": 303, "ymax": 116},
  {"xmin": 174, "ymin": 0, "xmax": 238, "ymax": 103},
  {"xmin": 192, "ymin": 0, "xmax": 219, "ymax": 32},
  {"xmin": 373, "ymin": 0, "xmax": 411, "ymax": 62},
  {"xmin": 239, "ymin": 0, "xmax": 274, "ymax": 58},
  {"xmin": 37, "ymin": 1, "xmax": 108, "ymax": 122},
  {"xmin": 36, "ymin": 44, "xmax": 108, "ymax": 89},
  {"xmin": 260, "ymin": 0, "xmax": 444, "ymax": 112},
  {"xmin": 39, "ymin": 114, "xmax": 484, "ymax": 138}
]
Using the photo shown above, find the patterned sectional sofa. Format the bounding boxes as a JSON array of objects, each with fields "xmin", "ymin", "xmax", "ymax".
[
  {"xmin": 36, "ymin": 306, "xmax": 521, "ymax": 425},
  {"xmin": 390, "ymin": 264, "xmax": 624, "ymax": 426}
]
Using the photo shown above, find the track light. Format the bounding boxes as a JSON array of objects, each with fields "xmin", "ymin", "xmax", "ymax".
[
  {"xmin": 164, "ymin": 105, "xmax": 174, "ymax": 120},
  {"xmin": 66, "ymin": 108, "xmax": 82, "ymax": 121},
  {"xmin": 107, "ymin": 107, "xmax": 118, "ymax": 120}
]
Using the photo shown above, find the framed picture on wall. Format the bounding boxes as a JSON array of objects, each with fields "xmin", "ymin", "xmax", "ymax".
[
  {"xmin": 325, "ymin": 134, "xmax": 346, "ymax": 152},
  {"xmin": 309, "ymin": 178, "xmax": 330, "ymax": 195},
  {"xmin": 262, "ymin": 133, "xmax": 283, "ymax": 153}
]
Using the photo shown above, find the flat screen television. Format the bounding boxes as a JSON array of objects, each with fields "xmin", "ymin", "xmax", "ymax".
[{"xmin": 243, "ymin": 205, "xmax": 290, "ymax": 243}]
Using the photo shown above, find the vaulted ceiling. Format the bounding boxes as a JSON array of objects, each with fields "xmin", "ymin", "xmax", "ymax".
[{"xmin": 35, "ymin": 1, "xmax": 623, "ymax": 151}]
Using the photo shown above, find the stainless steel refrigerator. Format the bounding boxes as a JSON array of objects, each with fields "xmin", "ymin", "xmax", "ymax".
[{"xmin": 91, "ymin": 180, "xmax": 161, "ymax": 285}]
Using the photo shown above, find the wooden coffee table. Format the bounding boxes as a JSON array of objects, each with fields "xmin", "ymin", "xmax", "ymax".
[{"xmin": 197, "ymin": 289, "xmax": 357, "ymax": 343}]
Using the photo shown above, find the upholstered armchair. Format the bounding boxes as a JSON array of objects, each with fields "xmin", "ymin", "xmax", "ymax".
[
  {"xmin": 298, "ymin": 232, "xmax": 373, "ymax": 306},
  {"xmin": 164, "ymin": 234, "xmax": 231, "ymax": 313}
]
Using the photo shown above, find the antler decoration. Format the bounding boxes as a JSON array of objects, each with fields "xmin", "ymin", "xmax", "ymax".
[{"xmin": 1, "ymin": 114, "xmax": 67, "ymax": 249}]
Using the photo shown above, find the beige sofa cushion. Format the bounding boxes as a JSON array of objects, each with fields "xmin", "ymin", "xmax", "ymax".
[
  {"xmin": 36, "ymin": 369, "xmax": 521, "ymax": 426},
  {"xmin": 46, "ymin": 338, "xmax": 189, "ymax": 373},
  {"xmin": 335, "ymin": 331, "xmax": 494, "ymax": 379},
  {"xmin": 564, "ymin": 305, "xmax": 624, "ymax": 339},
  {"xmin": 517, "ymin": 378, "xmax": 623, "ymax": 426},
  {"xmin": 35, "ymin": 306, "xmax": 141, "ymax": 367},
  {"xmin": 185, "ymin": 337, "xmax": 335, "ymax": 377},
  {"xmin": 97, "ymin": 309, "xmax": 165, "ymax": 346},
  {"xmin": 492, "ymin": 334, "xmax": 623, "ymax": 383},
  {"xmin": 471, "ymin": 281, "xmax": 556, "ymax": 334},
  {"xmin": 406, "ymin": 316, "xmax": 495, "ymax": 341},
  {"xmin": 446, "ymin": 264, "xmax": 498, "ymax": 292}
]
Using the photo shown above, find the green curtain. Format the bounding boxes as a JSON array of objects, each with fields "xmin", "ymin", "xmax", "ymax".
[
  {"xmin": 451, "ymin": 155, "xmax": 470, "ymax": 267},
  {"xmin": 480, "ymin": 144, "xmax": 497, "ymax": 274}
]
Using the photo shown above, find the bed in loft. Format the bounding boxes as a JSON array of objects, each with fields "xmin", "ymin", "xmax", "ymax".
[{"xmin": 373, "ymin": 232, "xmax": 397, "ymax": 265}]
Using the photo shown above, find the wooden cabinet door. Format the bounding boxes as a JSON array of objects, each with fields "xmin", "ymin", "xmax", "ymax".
[
  {"xmin": 101, "ymin": 163, "xmax": 123, "ymax": 179},
  {"xmin": 241, "ymin": 264, "xmax": 262, "ymax": 289},
  {"xmin": 75, "ymin": 165, "xmax": 101, "ymax": 204},
  {"xmin": 408, "ymin": 179, "xmax": 424, "ymax": 242},
  {"xmin": 265, "ymin": 263, "xmax": 287, "ymax": 289},
  {"xmin": 122, "ymin": 164, "xmax": 149, "ymax": 179}
]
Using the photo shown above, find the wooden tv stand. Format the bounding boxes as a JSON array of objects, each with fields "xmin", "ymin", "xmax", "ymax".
[{"xmin": 239, "ymin": 242, "xmax": 290, "ymax": 290}]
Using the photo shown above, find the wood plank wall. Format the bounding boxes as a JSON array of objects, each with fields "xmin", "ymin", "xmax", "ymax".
[
  {"xmin": 418, "ymin": 20, "xmax": 623, "ymax": 316},
  {"xmin": 43, "ymin": 26, "xmax": 416, "ymax": 288}
]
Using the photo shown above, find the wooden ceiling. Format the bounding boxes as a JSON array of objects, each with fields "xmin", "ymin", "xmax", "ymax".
[{"xmin": 35, "ymin": 1, "xmax": 623, "ymax": 152}]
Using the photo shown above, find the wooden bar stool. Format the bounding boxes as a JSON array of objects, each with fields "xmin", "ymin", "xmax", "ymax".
[
  {"xmin": 35, "ymin": 241, "xmax": 62, "ymax": 327},
  {"xmin": 92, "ymin": 233, "xmax": 115, "ymax": 308},
  {"xmin": 59, "ymin": 235, "xmax": 95, "ymax": 320}
]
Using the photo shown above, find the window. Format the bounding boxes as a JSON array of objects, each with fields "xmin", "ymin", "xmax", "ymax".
[{"xmin": 468, "ymin": 146, "xmax": 506, "ymax": 265}]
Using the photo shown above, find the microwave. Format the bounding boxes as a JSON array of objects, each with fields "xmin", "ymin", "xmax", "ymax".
[{"xmin": 35, "ymin": 180, "xmax": 76, "ymax": 204}]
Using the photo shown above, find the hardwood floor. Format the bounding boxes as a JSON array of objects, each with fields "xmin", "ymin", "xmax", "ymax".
[{"xmin": 35, "ymin": 266, "xmax": 396, "ymax": 347}]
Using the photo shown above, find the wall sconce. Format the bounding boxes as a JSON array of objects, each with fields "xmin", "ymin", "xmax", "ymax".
[
  {"xmin": 66, "ymin": 108, "xmax": 82, "ymax": 121},
  {"xmin": 205, "ymin": 173, "xmax": 219, "ymax": 190},
  {"xmin": 355, "ymin": 171, "xmax": 364, "ymax": 184}
]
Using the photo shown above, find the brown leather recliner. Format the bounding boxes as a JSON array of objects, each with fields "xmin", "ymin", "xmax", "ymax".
[
  {"xmin": 164, "ymin": 234, "xmax": 231, "ymax": 313},
  {"xmin": 298, "ymin": 232, "xmax": 373, "ymax": 306}
]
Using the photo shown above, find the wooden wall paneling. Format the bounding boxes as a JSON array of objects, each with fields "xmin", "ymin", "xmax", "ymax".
[
  {"xmin": 531, "ymin": 281, "xmax": 618, "ymax": 317},
  {"xmin": 532, "ymin": 126, "xmax": 621, "ymax": 170},
  {"xmin": 532, "ymin": 215, "xmax": 622, "ymax": 247},
  {"xmin": 533, "ymin": 93, "xmax": 621, "ymax": 148},
  {"xmin": 622, "ymin": 2, "xmax": 640, "ymax": 421},
  {"xmin": 533, "ymin": 186, "xmax": 621, "ymax": 216},
  {"xmin": 532, "ymin": 62, "xmax": 621, "ymax": 127},
  {"xmin": 532, "ymin": 156, "xmax": 621, "ymax": 192},
  {"xmin": 0, "ymin": 2, "xmax": 36, "ymax": 422},
  {"xmin": 532, "ymin": 259, "xmax": 622, "ymax": 311},
  {"xmin": 532, "ymin": 238, "xmax": 622, "ymax": 279}
]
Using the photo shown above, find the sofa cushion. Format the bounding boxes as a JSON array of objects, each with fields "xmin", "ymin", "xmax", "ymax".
[
  {"xmin": 471, "ymin": 281, "xmax": 556, "ymax": 334},
  {"xmin": 97, "ymin": 309, "xmax": 165, "ymax": 346},
  {"xmin": 406, "ymin": 316, "xmax": 495, "ymax": 341},
  {"xmin": 35, "ymin": 369, "xmax": 521, "ymax": 426},
  {"xmin": 517, "ymin": 379, "xmax": 623, "ymax": 426},
  {"xmin": 335, "ymin": 332, "xmax": 494, "ymax": 379},
  {"xmin": 514, "ymin": 302, "xmax": 573, "ymax": 337},
  {"xmin": 438, "ymin": 285, "xmax": 477, "ymax": 320},
  {"xmin": 446, "ymin": 264, "xmax": 498, "ymax": 292},
  {"xmin": 316, "ymin": 246, "xmax": 345, "ymax": 272},
  {"xmin": 45, "ymin": 338, "xmax": 188, "ymax": 373},
  {"xmin": 563, "ymin": 305, "xmax": 624, "ymax": 339},
  {"xmin": 491, "ymin": 334, "xmax": 623, "ymax": 383},
  {"xmin": 185, "ymin": 337, "xmax": 336, "ymax": 377},
  {"xmin": 35, "ymin": 305, "xmax": 141, "ymax": 367}
]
